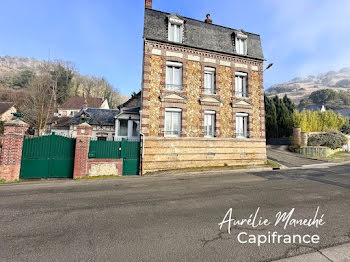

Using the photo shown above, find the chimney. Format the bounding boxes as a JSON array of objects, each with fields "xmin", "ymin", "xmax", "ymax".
[
  {"xmin": 83, "ymin": 97, "xmax": 88, "ymax": 110},
  {"xmin": 205, "ymin": 13, "xmax": 212, "ymax": 24},
  {"xmin": 145, "ymin": 0, "xmax": 152, "ymax": 9}
]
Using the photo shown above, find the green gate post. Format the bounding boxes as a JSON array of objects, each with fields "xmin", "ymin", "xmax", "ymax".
[{"xmin": 0, "ymin": 119, "xmax": 29, "ymax": 182}]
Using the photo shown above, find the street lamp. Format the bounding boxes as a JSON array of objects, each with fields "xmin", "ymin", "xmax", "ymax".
[{"xmin": 264, "ymin": 63, "xmax": 273, "ymax": 72}]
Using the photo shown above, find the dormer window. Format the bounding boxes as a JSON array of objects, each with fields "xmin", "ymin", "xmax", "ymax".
[
  {"xmin": 235, "ymin": 31, "xmax": 247, "ymax": 55},
  {"xmin": 168, "ymin": 15, "xmax": 184, "ymax": 43}
]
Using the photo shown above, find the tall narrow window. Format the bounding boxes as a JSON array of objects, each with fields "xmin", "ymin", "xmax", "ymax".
[
  {"xmin": 235, "ymin": 32, "xmax": 247, "ymax": 55},
  {"xmin": 169, "ymin": 23, "xmax": 182, "ymax": 43},
  {"xmin": 204, "ymin": 111, "xmax": 216, "ymax": 137},
  {"xmin": 118, "ymin": 119, "xmax": 128, "ymax": 136},
  {"xmin": 164, "ymin": 108, "xmax": 182, "ymax": 136},
  {"xmin": 166, "ymin": 61, "xmax": 182, "ymax": 90},
  {"xmin": 236, "ymin": 113, "xmax": 248, "ymax": 138},
  {"xmin": 132, "ymin": 120, "xmax": 139, "ymax": 137},
  {"xmin": 235, "ymin": 72, "xmax": 248, "ymax": 97},
  {"xmin": 204, "ymin": 67, "xmax": 215, "ymax": 94}
]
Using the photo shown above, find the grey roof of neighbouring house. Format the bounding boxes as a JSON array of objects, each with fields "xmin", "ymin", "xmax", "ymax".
[
  {"xmin": 72, "ymin": 108, "xmax": 120, "ymax": 126},
  {"xmin": 0, "ymin": 102, "xmax": 15, "ymax": 115},
  {"xmin": 144, "ymin": 9, "xmax": 264, "ymax": 60}
]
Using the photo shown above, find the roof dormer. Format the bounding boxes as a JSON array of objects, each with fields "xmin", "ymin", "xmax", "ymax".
[
  {"xmin": 234, "ymin": 30, "xmax": 248, "ymax": 55},
  {"xmin": 167, "ymin": 14, "xmax": 184, "ymax": 43}
]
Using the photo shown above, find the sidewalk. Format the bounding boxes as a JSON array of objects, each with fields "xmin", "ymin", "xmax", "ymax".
[{"xmin": 274, "ymin": 243, "xmax": 350, "ymax": 262}]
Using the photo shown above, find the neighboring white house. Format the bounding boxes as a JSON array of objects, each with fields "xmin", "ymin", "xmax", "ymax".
[
  {"xmin": 49, "ymin": 92, "xmax": 141, "ymax": 141},
  {"xmin": 56, "ymin": 97, "xmax": 109, "ymax": 117},
  {"xmin": 114, "ymin": 92, "xmax": 141, "ymax": 141},
  {"xmin": 0, "ymin": 102, "xmax": 16, "ymax": 122}
]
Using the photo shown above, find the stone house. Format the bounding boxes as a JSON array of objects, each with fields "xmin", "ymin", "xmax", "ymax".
[{"xmin": 140, "ymin": 0, "xmax": 266, "ymax": 173}]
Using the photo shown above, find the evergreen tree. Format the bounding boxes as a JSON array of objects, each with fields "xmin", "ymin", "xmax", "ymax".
[{"xmin": 264, "ymin": 95, "xmax": 277, "ymax": 138}]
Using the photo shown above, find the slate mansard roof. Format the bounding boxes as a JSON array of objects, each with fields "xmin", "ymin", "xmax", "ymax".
[{"xmin": 144, "ymin": 9, "xmax": 264, "ymax": 60}]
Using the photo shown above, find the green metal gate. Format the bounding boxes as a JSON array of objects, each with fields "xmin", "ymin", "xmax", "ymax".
[
  {"xmin": 121, "ymin": 139, "xmax": 140, "ymax": 175},
  {"xmin": 88, "ymin": 139, "xmax": 140, "ymax": 175},
  {"xmin": 20, "ymin": 133, "xmax": 76, "ymax": 179}
]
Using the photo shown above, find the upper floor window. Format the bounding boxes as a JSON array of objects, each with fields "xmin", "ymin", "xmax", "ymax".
[
  {"xmin": 166, "ymin": 61, "xmax": 182, "ymax": 90},
  {"xmin": 204, "ymin": 110, "xmax": 216, "ymax": 137},
  {"xmin": 235, "ymin": 31, "xmax": 247, "ymax": 55},
  {"xmin": 235, "ymin": 72, "xmax": 248, "ymax": 98},
  {"xmin": 164, "ymin": 108, "xmax": 182, "ymax": 136},
  {"xmin": 204, "ymin": 67, "xmax": 215, "ymax": 94},
  {"xmin": 168, "ymin": 16, "xmax": 184, "ymax": 43},
  {"xmin": 236, "ymin": 113, "xmax": 249, "ymax": 138}
]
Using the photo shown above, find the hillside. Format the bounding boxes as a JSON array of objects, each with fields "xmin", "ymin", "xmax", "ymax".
[
  {"xmin": 266, "ymin": 68, "xmax": 350, "ymax": 104},
  {"xmin": 0, "ymin": 56, "xmax": 129, "ymax": 108}
]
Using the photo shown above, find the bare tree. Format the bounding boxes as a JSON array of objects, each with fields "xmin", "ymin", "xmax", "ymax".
[{"xmin": 19, "ymin": 63, "xmax": 56, "ymax": 136}]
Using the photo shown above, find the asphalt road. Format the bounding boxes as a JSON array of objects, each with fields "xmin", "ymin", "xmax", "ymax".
[
  {"xmin": 267, "ymin": 145, "xmax": 325, "ymax": 167},
  {"xmin": 0, "ymin": 164, "xmax": 349, "ymax": 262}
]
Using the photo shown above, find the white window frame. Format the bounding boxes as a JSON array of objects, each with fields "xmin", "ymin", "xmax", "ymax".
[
  {"xmin": 204, "ymin": 67, "xmax": 215, "ymax": 94},
  {"xmin": 235, "ymin": 32, "xmax": 247, "ymax": 55},
  {"xmin": 166, "ymin": 61, "xmax": 183, "ymax": 90},
  {"xmin": 204, "ymin": 110, "xmax": 216, "ymax": 137},
  {"xmin": 164, "ymin": 108, "xmax": 182, "ymax": 137},
  {"xmin": 235, "ymin": 72, "xmax": 248, "ymax": 98},
  {"xmin": 168, "ymin": 17, "xmax": 183, "ymax": 43},
  {"xmin": 236, "ymin": 113, "xmax": 249, "ymax": 138}
]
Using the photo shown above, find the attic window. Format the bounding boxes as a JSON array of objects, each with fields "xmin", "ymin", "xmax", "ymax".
[
  {"xmin": 168, "ymin": 16, "xmax": 184, "ymax": 43},
  {"xmin": 235, "ymin": 31, "xmax": 247, "ymax": 55}
]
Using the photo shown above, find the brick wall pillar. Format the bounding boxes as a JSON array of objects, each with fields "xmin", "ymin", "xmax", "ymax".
[
  {"xmin": 73, "ymin": 123, "xmax": 92, "ymax": 179},
  {"xmin": 0, "ymin": 120, "xmax": 29, "ymax": 182}
]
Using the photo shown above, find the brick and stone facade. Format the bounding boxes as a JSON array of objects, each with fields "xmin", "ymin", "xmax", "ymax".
[{"xmin": 141, "ymin": 6, "xmax": 267, "ymax": 174}]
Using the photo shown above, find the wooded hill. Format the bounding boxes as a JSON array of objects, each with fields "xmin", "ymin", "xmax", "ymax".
[
  {"xmin": 0, "ymin": 56, "xmax": 128, "ymax": 109},
  {"xmin": 266, "ymin": 67, "xmax": 350, "ymax": 105}
]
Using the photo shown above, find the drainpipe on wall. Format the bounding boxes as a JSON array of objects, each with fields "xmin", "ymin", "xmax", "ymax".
[{"xmin": 139, "ymin": 109, "xmax": 145, "ymax": 176}]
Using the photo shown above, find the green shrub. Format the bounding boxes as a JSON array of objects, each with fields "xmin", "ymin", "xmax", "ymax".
[
  {"xmin": 308, "ymin": 132, "xmax": 347, "ymax": 149},
  {"xmin": 341, "ymin": 122, "xmax": 350, "ymax": 134}
]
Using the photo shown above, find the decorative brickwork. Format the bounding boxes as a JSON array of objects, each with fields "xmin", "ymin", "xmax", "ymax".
[
  {"xmin": 218, "ymin": 66, "xmax": 234, "ymax": 137},
  {"xmin": 148, "ymin": 55, "xmax": 163, "ymax": 136},
  {"xmin": 73, "ymin": 123, "xmax": 92, "ymax": 179},
  {"xmin": 185, "ymin": 61, "xmax": 201, "ymax": 137},
  {"xmin": 0, "ymin": 120, "xmax": 29, "ymax": 182}
]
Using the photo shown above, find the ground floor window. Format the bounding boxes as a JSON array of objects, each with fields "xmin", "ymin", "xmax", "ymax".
[
  {"xmin": 97, "ymin": 137, "xmax": 107, "ymax": 141},
  {"xmin": 204, "ymin": 110, "xmax": 215, "ymax": 137},
  {"xmin": 164, "ymin": 108, "xmax": 182, "ymax": 136},
  {"xmin": 236, "ymin": 113, "xmax": 248, "ymax": 138}
]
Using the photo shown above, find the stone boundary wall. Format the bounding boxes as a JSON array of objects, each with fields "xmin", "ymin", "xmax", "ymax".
[
  {"xmin": 87, "ymin": 159, "xmax": 123, "ymax": 177},
  {"xmin": 142, "ymin": 137, "xmax": 266, "ymax": 173}
]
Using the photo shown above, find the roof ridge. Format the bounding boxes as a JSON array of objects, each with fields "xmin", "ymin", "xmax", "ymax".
[{"xmin": 146, "ymin": 8, "xmax": 261, "ymax": 36}]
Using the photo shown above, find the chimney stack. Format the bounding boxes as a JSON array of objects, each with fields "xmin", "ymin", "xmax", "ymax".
[
  {"xmin": 145, "ymin": 0, "xmax": 152, "ymax": 9},
  {"xmin": 205, "ymin": 13, "xmax": 212, "ymax": 24},
  {"xmin": 83, "ymin": 97, "xmax": 88, "ymax": 110}
]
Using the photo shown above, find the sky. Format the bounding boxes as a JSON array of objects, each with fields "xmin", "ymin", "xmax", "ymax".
[{"xmin": 1, "ymin": 0, "xmax": 350, "ymax": 95}]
